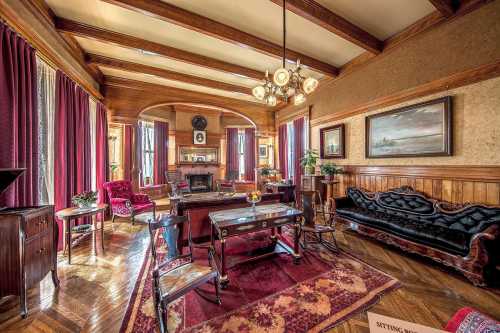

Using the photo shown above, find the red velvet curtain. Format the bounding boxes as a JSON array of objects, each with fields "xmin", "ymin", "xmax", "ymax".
[
  {"xmin": 244, "ymin": 128, "xmax": 256, "ymax": 181},
  {"xmin": 278, "ymin": 124, "xmax": 288, "ymax": 180},
  {"xmin": 136, "ymin": 122, "xmax": 143, "ymax": 187},
  {"xmin": 226, "ymin": 128, "xmax": 239, "ymax": 180},
  {"xmin": 96, "ymin": 102, "xmax": 109, "ymax": 218},
  {"xmin": 153, "ymin": 121, "xmax": 168, "ymax": 185},
  {"xmin": 293, "ymin": 117, "xmax": 305, "ymax": 189},
  {"xmin": 123, "ymin": 125, "xmax": 133, "ymax": 181},
  {"xmin": 54, "ymin": 71, "xmax": 91, "ymax": 249},
  {"xmin": 0, "ymin": 22, "xmax": 38, "ymax": 207}
]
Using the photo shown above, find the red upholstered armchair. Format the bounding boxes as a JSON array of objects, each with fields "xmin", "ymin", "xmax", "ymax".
[{"xmin": 103, "ymin": 180, "xmax": 156, "ymax": 224}]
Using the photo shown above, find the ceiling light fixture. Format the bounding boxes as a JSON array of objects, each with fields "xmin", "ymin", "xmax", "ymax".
[{"xmin": 252, "ymin": 0, "xmax": 319, "ymax": 106}]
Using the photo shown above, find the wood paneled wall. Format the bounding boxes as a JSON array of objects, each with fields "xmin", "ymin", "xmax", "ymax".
[{"xmin": 332, "ymin": 166, "xmax": 500, "ymax": 206}]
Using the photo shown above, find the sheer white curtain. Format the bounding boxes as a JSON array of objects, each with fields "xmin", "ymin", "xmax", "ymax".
[
  {"xmin": 89, "ymin": 98, "xmax": 97, "ymax": 191},
  {"xmin": 286, "ymin": 121, "xmax": 295, "ymax": 181},
  {"xmin": 36, "ymin": 57, "xmax": 56, "ymax": 204}
]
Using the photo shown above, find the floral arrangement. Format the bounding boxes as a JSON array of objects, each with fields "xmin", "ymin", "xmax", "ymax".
[
  {"xmin": 72, "ymin": 191, "xmax": 98, "ymax": 208},
  {"xmin": 246, "ymin": 190, "xmax": 262, "ymax": 203}
]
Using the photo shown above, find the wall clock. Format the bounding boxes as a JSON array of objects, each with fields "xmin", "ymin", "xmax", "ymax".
[
  {"xmin": 191, "ymin": 115, "xmax": 208, "ymax": 131},
  {"xmin": 193, "ymin": 130, "xmax": 206, "ymax": 145}
]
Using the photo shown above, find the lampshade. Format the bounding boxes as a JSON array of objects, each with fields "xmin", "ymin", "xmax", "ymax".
[
  {"xmin": 273, "ymin": 67, "xmax": 290, "ymax": 87},
  {"xmin": 302, "ymin": 77, "xmax": 319, "ymax": 94},
  {"xmin": 293, "ymin": 92, "xmax": 306, "ymax": 105},
  {"xmin": 252, "ymin": 86, "xmax": 266, "ymax": 100},
  {"xmin": 266, "ymin": 95, "xmax": 277, "ymax": 106}
]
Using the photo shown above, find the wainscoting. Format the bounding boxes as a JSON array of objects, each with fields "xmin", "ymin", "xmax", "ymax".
[{"xmin": 332, "ymin": 166, "xmax": 500, "ymax": 206}]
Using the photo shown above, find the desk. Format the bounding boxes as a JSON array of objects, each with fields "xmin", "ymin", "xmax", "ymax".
[
  {"xmin": 209, "ymin": 203, "xmax": 302, "ymax": 287},
  {"xmin": 265, "ymin": 182, "xmax": 296, "ymax": 205},
  {"xmin": 56, "ymin": 204, "xmax": 108, "ymax": 264}
]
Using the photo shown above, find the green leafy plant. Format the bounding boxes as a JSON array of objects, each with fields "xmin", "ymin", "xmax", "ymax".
[
  {"xmin": 72, "ymin": 191, "xmax": 98, "ymax": 208},
  {"xmin": 320, "ymin": 162, "xmax": 343, "ymax": 179},
  {"xmin": 260, "ymin": 167, "xmax": 272, "ymax": 177},
  {"xmin": 300, "ymin": 149, "xmax": 319, "ymax": 175}
]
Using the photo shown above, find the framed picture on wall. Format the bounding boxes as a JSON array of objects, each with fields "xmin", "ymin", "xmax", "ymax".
[
  {"xmin": 193, "ymin": 130, "xmax": 206, "ymax": 145},
  {"xmin": 320, "ymin": 124, "xmax": 345, "ymax": 158},
  {"xmin": 366, "ymin": 96, "xmax": 452, "ymax": 158},
  {"xmin": 259, "ymin": 144, "xmax": 268, "ymax": 158}
]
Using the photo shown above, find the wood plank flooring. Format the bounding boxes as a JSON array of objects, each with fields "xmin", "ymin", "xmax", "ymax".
[{"xmin": 0, "ymin": 216, "xmax": 499, "ymax": 332}]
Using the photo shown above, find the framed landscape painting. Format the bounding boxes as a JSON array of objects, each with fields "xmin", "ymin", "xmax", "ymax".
[
  {"xmin": 320, "ymin": 124, "xmax": 345, "ymax": 158},
  {"xmin": 366, "ymin": 96, "xmax": 452, "ymax": 158}
]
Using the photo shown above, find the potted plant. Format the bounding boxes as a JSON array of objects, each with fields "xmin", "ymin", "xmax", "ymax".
[
  {"xmin": 300, "ymin": 149, "xmax": 319, "ymax": 176},
  {"xmin": 320, "ymin": 162, "xmax": 343, "ymax": 181},
  {"xmin": 72, "ymin": 191, "xmax": 98, "ymax": 209},
  {"xmin": 260, "ymin": 167, "xmax": 272, "ymax": 177}
]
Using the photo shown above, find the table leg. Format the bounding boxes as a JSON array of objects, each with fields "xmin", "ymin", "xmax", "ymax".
[
  {"xmin": 67, "ymin": 218, "xmax": 72, "ymax": 264},
  {"xmin": 101, "ymin": 211, "xmax": 105, "ymax": 252},
  {"xmin": 93, "ymin": 216, "xmax": 97, "ymax": 254},
  {"xmin": 293, "ymin": 220, "xmax": 301, "ymax": 264},
  {"xmin": 220, "ymin": 238, "xmax": 228, "ymax": 288}
]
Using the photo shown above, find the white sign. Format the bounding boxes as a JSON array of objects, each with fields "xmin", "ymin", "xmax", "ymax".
[{"xmin": 368, "ymin": 312, "xmax": 447, "ymax": 333}]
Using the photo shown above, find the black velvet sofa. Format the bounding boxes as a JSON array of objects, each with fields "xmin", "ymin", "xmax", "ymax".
[{"xmin": 335, "ymin": 187, "xmax": 500, "ymax": 286}]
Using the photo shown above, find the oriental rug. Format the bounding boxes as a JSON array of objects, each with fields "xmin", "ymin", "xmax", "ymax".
[{"xmin": 120, "ymin": 231, "xmax": 400, "ymax": 333}]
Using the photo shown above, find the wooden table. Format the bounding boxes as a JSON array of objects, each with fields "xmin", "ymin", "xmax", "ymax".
[
  {"xmin": 209, "ymin": 203, "xmax": 303, "ymax": 287},
  {"xmin": 321, "ymin": 179, "xmax": 340, "ymax": 211},
  {"xmin": 56, "ymin": 204, "xmax": 108, "ymax": 264}
]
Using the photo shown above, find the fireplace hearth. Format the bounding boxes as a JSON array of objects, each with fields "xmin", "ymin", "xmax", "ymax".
[{"xmin": 185, "ymin": 173, "xmax": 213, "ymax": 193}]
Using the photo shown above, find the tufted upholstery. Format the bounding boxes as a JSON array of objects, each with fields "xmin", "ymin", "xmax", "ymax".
[
  {"xmin": 104, "ymin": 180, "xmax": 156, "ymax": 222},
  {"xmin": 336, "ymin": 187, "xmax": 500, "ymax": 256}
]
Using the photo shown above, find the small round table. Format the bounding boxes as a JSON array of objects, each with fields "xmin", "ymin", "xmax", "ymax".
[{"xmin": 56, "ymin": 204, "xmax": 108, "ymax": 264}]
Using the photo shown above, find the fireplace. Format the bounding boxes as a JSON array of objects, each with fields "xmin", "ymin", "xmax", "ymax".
[{"xmin": 185, "ymin": 173, "xmax": 213, "ymax": 193}]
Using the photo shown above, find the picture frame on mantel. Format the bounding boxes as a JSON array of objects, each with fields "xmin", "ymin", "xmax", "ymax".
[
  {"xmin": 320, "ymin": 124, "xmax": 345, "ymax": 159},
  {"xmin": 366, "ymin": 96, "xmax": 452, "ymax": 158}
]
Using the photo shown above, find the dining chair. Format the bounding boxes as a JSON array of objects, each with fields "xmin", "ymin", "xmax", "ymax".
[
  {"xmin": 296, "ymin": 190, "xmax": 338, "ymax": 252},
  {"xmin": 148, "ymin": 214, "xmax": 220, "ymax": 333}
]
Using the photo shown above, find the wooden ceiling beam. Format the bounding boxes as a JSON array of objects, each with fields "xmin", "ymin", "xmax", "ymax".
[
  {"xmin": 103, "ymin": 75, "xmax": 268, "ymax": 107},
  {"xmin": 102, "ymin": 0, "xmax": 338, "ymax": 76},
  {"xmin": 55, "ymin": 17, "xmax": 265, "ymax": 80},
  {"xmin": 86, "ymin": 53, "xmax": 253, "ymax": 95},
  {"xmin": 269, "ymin": 0, "xmax": 382, "ymax": 54},
  {"xmin": 428, "ymin": 0, "xmax": 457, "ymax": 17}
]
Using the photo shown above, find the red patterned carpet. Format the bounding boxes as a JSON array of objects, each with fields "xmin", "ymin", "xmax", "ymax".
[{"xmin": 120, "ymin": 231, "xmax": 400, "ymax": 333}]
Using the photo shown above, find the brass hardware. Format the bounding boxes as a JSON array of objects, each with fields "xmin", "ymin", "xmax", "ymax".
[{"xmin": 236, "ymin": 224, "xmax": 255, "ymax": 231}]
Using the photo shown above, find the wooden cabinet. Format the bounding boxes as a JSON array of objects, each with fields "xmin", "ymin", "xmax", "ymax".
[{"xmin": 0, "ymin": 206, "xmax": 59, "ymax": 318}]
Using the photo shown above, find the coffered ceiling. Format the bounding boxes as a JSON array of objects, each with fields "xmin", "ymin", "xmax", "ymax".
[{"xmin": 43, "ymin": 0, "xmax": 462, "ymax": 113}]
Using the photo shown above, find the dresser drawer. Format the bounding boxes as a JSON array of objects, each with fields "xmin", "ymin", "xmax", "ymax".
[{"xmin": 24, "ymin": 213, "xmax": 52, "ymax": 239}]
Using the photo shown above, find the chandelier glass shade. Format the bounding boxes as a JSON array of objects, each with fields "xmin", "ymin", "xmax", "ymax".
[{"xmin": 252, "ymin": 0, "xmax": 319, "ymax": 106}]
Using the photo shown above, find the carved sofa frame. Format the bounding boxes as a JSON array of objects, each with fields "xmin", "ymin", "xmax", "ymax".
[{"xmin": 334, "ymin": 187, "xmax": 500, "ymax": 286}]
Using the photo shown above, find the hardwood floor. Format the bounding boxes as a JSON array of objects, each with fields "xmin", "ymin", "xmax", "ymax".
[{"xmin": 0, "ymin": 216, "xmax": 499, "ymax": 332}]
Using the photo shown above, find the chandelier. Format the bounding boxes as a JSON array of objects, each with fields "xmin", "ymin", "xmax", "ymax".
[{"xmin": 252, "ymin": 0, "xmax": 319, "ymax": 106}]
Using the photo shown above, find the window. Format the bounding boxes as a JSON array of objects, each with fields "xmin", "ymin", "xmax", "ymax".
[
  {"xmin": 141, "ymin": 121, "xmax": 155, "ymax": 185},
  {"xmin": 286, "ymin": 122, "xmax": 295, "ymax": 182},
  {"xmin": 36, "ymin": 57, "xmax": 56, "ymax": 204},
  {"xmin": 238, "ymin": 130, "xmax": 245, "ymax": 180}
]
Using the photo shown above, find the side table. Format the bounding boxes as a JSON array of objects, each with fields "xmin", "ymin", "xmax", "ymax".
[{"xmin": 56, "ymin": 204, "xmax": 108, "ymax": 264}]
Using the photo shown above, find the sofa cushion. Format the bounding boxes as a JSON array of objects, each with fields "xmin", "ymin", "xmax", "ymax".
[
  {"xmin": 427, "ymin": 206, "xmax": 500, "ymax": 234},
  {"xmin": 337, "ymin": 207, "xmax": 470, "ymax": 256},
  {"xmin": 378, "ymin": 192, "xmax": 436, "ymax": 215}
]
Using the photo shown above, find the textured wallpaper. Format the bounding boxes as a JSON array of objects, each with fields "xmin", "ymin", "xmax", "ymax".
[{"xmin": 311, "ymin": 77, "xmax": 500, "ymax": 166}]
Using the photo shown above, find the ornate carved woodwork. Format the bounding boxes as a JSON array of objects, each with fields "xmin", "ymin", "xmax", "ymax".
[{"xmin": 0, "ymin": 205, "xmax": 59, "ymax": 318}]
